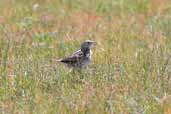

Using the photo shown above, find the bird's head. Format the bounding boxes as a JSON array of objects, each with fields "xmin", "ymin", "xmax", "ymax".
[{"xmin": 81, "ymin": 40, "xmax": 96, "ymax": 51}]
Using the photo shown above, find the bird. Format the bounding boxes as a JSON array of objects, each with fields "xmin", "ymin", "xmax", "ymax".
[{"xmin": 58, "ymin": 40, "xmax": 96, "ymax": 69}]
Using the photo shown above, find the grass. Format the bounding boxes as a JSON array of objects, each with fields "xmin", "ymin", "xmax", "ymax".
[{"xmin": 0, "ymin": 0, "xmax": 171, "ymax": 114}]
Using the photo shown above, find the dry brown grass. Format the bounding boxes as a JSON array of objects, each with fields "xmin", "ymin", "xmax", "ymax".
[{"xmin": 0, "ymin": 0, "xmax": 171, "ymax": 114}]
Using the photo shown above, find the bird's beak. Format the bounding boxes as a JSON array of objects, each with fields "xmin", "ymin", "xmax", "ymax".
[
  {"xmin": 90, "ymin": 41, "xmax": 97, "ymax": 48},
  {"xmin": 93, "ymin": 41, "xmax": 97, "ymax": 45}
]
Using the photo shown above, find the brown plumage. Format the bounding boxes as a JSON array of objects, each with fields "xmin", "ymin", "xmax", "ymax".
[{"xmin": 58, "ymin": 40, "xmax": 95, "ymax": 69}]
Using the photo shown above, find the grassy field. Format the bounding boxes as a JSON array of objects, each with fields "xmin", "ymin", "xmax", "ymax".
[{"xmin": 0, "ymin": 0, "xmax": 171, "ymax": 113}]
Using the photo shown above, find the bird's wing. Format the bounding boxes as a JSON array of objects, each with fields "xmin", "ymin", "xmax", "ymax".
[
  {"xmin": 60, "ymin": 50, "xmax": 83, "ymax": 63},
  {"xmin": 72, "ymin": 49, "xmax": 82, "ymax": 56}
]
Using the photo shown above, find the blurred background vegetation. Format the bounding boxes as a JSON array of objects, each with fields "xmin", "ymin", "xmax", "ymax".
[{"xmin": 0, "ymin": 0, "xmax": 171, "ymax": 113}]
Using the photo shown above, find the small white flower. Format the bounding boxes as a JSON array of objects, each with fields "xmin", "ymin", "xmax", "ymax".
[{"xmin": 33, "ymin": 3, "xmax": 39, "ymax": 11}]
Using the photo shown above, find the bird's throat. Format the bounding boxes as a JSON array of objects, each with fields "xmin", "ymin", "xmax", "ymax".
[{"xmin": 82, "ymin": 48, "xmax": 91, "ymax": 58}]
